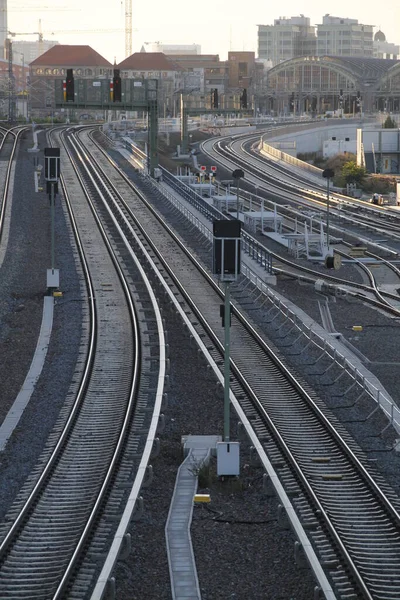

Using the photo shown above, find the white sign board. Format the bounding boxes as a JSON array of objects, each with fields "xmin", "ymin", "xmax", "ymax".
[{"xmin": 92, "ymin": 81, "xmax": 101, "ymax": 87}]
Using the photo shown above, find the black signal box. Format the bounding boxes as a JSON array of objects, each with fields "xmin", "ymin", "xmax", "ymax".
[
  {"xmin": 213, "ymin": 220, "xmax": 241, "ymax": 281},
  {"xmin": 44, "ymin": 147, "xmax": 61, "ymax": 181}
]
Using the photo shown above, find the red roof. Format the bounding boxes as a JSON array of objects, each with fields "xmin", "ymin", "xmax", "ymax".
[
  {"xmin": 117, "ymin": 52, "xmax": 181, "ymax": 71},
  {"xmin": 30, "ymin": 45, "xmax": 112, "ymax": 67}
]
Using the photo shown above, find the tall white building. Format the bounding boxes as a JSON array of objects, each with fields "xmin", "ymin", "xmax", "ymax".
[
  {"xmin": 258, "ymin": 16, "xmax": 316, "ymax": 66},
  {"xmin": 317, "ymin": 15, "xmax": 373, "ymax": 57},
  {"xmin": 12, "ymin": 40, "xmax": 59, "ymax": 65},
  {"xmin": 146, "ymin": 43, "xmax": 201, "ymax": 55}
]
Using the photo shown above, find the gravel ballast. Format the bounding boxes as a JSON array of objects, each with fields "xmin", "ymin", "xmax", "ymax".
[{"xmin": 0, "ymin": 129, "xmax": 399, "ymax": 599}]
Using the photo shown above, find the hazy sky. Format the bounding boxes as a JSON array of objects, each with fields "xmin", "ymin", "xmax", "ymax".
[{"xmin": 6, "ymin": 0, "xmax": 400, "ymax": 63}]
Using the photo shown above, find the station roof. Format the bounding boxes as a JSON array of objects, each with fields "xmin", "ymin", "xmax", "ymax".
[
  {"xmin": 118, "ymin": 52, "xmax": 182, "ymax": 71},
  {"xmin": 31, "ymin": 45, "xmax": 112, "ymax": 67},
  {"xmin": 320, "ymin": 56, "xmax": 398, "ymax": 79},
  {"xmin": 268, "ymin": 55, "xmax": 399, "ymax": 89}
]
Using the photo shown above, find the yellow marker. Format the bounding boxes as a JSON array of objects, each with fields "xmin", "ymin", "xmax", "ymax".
[
  {"xmin": 352, "ymin": 326, "xmax": 363, "ymax": 331},
  {"xmin": 193, "ymin": 494, "xmax": 211, "ymax": 503}
]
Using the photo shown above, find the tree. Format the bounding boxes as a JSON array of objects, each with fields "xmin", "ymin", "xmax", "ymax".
[
  {"xmin": 324, "ymin": 153, "xmax": 356, "ymax": 186},
  {"xmin": 341, "ymin": 160, "xmax": 366, "ymax": 186},
  {"xmin": 382, "ymin": 115, "xmax": 397, "ymax": 128}
]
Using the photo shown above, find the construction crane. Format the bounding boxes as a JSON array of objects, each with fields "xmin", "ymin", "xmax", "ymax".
[
  {"xmin": 5, "ymin": 29, "xmax": 125, "ymax": 41},
  {"xmin": 2, "ymin": 25, "xmax": 125, "ymax": 44},
  {"xmin": 1, "ymin": 19, "xmax": 127, "ymax": 65},
  {"xmin": 125, "ymin": 0, "xmax": 132, "ymax": 57},
  {"xmin": 1, "ymin": 6, "xmax": 78, "ymax": 11}
]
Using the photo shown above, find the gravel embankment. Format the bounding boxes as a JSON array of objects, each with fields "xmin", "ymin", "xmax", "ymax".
[
  {"xmin": 0, "ymin": 130, "xmax": 83, "ymax": 519},
  {"xmin": 0, "ymin": 129, "xmax": 399, "ymax": 599}
]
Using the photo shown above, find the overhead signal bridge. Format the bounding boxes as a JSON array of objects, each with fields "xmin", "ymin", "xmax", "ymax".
[
  {"xmin": 180, "ymin": 95, "xmax": 253, "ymax": 154},
  {"xmin": 54, "ymin": 75, "xmax": 158, "ymax": 176}
]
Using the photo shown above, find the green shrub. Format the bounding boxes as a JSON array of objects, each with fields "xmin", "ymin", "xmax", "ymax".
[
  {"xmin": 363, "ymin": 176, "xmax": 396, "ymax": 194},
  {"xmin": 382, "ymin": 115, "xmax": 397, "ymax": 128},
  {"xmin": 341, "ymin": 160, "xmax": 366, "ymax": 186}
]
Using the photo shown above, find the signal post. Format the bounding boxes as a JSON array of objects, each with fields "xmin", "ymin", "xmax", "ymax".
[
  {"xmin": 56, "ymin": 72, "xmax": 159, "ymax": 177},
  {"xmin": 213, "ymin": 219, "xmax": 241, "ymax": 476},
  {"xmin": 44, "ymin": 148, "xmax": 61, "ymax": 290}
]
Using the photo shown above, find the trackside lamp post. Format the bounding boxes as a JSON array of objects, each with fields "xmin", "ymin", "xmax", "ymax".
[
  {"xmin": 322, "ymin": 168, "xmax": 341, "ymax": 269},
  {"xmin": 322, "ymin": 168, "xmax": 334, "ymax": 249},
  {"xmin": 232, "ymin": 169, "xmax": 244, "ymax": 219},
  {"xmin": 213, "ymin": 219, "xmax": 241, "ymax": 476},
  {"xmin": 44, "ymin": 148, "xmax": 61, "ymax": 290}
]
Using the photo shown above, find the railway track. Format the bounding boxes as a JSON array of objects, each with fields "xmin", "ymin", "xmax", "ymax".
[
  {"xmin": 2, "ymin": 124, "xmax": 400, "ymax": 598},
  {"xmin": 0, "ymin": 126, "xmax": 23, "ymax": 250},
  {"xmin": 0, "ymin": 128, "xmax": 165, "ymax": 599},
  {"xmin": 202, "ymin": 133, "xmax": 400, "ymax": 248},
  {"xmin": 85, "ymin": 129, "xmax": 400, "ymax": 599},
  {"xmin": 192, "ymin": 133, "xmax": 400, "ymax": 312}
]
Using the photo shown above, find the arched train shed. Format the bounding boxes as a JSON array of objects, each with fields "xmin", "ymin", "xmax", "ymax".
[{"xmin": 266, "ymin": 56, "xmax": 399, "ymax": 115}]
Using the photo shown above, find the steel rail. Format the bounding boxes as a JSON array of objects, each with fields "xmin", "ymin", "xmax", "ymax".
[
  {"xmin": 0, "ymin": 127, "xmax": 21, "ymax": 246},
  {"xmin": 87, "ymin": 130, "xmax": 400, "ymax": 599},
  {"xmin": 0, "ymin": 128, "xmax": 139, "ymax": 599},
  {"xmin": 204, "ymin": 134, "xmax": 400, "ymax": 244},
  {"xmin": 60, "ymin": 129, "xmax": 166, "ymax": 599}
]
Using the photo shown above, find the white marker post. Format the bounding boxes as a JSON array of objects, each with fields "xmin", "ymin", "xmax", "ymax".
[
  {"xmin": 213, "ymin": 219, "xmax": 241, "ymax": 476},
  {"xmin": 44, "ymin": 148, "xmax": 61, "ymax": 290}
]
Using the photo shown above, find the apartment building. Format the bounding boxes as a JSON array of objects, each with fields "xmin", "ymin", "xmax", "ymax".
[
  {"xmin": 316, "ymin": 15, "xmax": 373, "ymax": 57},
  {"xmin": 258, "ymin": 16, "xmax": 316, "ymax": 66}
]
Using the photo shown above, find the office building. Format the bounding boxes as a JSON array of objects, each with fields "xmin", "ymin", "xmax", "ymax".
[
  {"xmin": 317, "ymin": 15, "xmax": 373, "ymax": 57},
  {"xmin": 258, "ymin": 16, "xmax": 316, "ymax": 66}
]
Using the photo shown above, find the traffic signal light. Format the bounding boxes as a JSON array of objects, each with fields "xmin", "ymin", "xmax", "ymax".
[
  {"xmin": 290, "ymin": 92, "xmax": 295, "ymax": 109},
  {"xmin": 113, "ymin": 69, "xmax": 122, "ymax": 102},
  {"xmin": 240, "ymin": 88, "xmax": 247, "ymax": 109},
  {"xmin": 212, "ymin": 88, "xmax": 218, "ymax": 109},
  {"xmin": 66, "ymin": 68, "xmax": 74, "ymax": 102}
]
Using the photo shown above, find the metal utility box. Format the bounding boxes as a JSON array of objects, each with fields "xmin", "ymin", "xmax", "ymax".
[
  {"xmin": 217, "ymin": 441, "xmax": 240, "ymax": 476},
  {"xmin": 212, "ymin": 220, "xmax": 241, "ymax": 281},
  {"xmin": 47, "ymin": 268, "xmax": 59, "ymax": 289}
]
